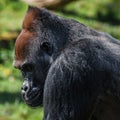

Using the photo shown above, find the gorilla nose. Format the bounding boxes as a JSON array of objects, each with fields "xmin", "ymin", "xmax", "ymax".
[
  {"xmin": 22, "ymin": 85, "xmax": 28, "ymax": 92},
  {"xmin": 21, "ymin": 81, "xmax": 30, "ymax": 93}
]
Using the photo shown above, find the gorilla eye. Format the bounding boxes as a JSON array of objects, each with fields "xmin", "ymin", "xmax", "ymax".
[
  {"xmin": 40, "ymin": 42, "xmax": 53, "ymax": 55},
  {"xmin": 21, "ymin": 63, "xmax": 34, "ymax": 72}
]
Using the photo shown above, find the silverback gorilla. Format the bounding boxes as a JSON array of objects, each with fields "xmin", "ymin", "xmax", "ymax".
[{"xmin": 13, "ymin": 7, "xmax": 120, "ymax": 120}]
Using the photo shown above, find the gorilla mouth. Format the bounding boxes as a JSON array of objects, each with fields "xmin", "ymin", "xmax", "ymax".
[{"xmin": 22, "ymin": 88, "xmax": 43, "ymax": 107}]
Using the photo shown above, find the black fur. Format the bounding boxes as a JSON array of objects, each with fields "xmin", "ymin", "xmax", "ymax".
[{"xmin": 14, "ymin": 7, "xmax": 120, "ymax": 120}]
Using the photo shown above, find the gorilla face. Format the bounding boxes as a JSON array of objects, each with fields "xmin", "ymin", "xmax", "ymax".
[
  {"xmin": 20, "ymin": 41, "xmax": 53, "ymax": 107},
  {"xmin": 13, "ymin": 7, "xmax": 53, "ymax": 107}
]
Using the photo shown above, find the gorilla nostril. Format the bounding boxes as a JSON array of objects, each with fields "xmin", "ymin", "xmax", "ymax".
[
  {"xmin": 21, "ymin": 85, "xmax": 29, "ymax": 92},
  {"xmin": 25, "ymin": 86, "xmax": 28, "ymax": 91},
  {"xmin": 21, "ymin": 80, "xmax": 30, "ymax": 93}
]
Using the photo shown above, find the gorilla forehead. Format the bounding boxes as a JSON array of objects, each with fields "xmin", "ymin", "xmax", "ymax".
[
  {"xmin": 14, "ymin": 6, "xmax": 70, "ymax": 68},
  {"xmin": 14, "ymin": 7, "xmax": 45, "ymax": 67}
]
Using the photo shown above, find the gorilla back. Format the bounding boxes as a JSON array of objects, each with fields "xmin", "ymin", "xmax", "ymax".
[{"xmin": 13, "ymin": 7, "xmax": 120, "ymax": 120}]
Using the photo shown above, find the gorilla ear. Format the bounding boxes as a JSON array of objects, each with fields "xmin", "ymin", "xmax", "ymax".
[{"xmin": 40, "ymin": 42, "xmax": 53, "ymax": 56}]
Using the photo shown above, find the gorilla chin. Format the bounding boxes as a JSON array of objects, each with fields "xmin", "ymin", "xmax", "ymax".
[{"xmin": 21, "ymin": 88, "xmax": 43, "ymax": 107}]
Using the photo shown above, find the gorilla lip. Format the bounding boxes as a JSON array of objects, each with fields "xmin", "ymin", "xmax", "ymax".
[
  {"xmin": 24, "ymin": 89, "xmax": 41, "ymax": 103},
  {"xmin": 26, "ymin": 93, "xmax": 42, "ymax": 107}
]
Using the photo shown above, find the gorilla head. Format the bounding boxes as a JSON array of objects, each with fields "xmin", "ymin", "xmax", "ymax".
[{"xmin": 13, "ymin": 6, "xmax": 69, "ymax": 107}]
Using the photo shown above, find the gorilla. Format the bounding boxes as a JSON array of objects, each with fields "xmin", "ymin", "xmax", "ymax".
[{"xmin": 13, "ymin": 6, "xmax": 120, "ymax": 120}]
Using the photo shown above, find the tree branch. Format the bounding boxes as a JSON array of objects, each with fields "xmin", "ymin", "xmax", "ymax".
[{"xmin": 22, "ymin": 0, "xmax": 78, "ymax": 9}]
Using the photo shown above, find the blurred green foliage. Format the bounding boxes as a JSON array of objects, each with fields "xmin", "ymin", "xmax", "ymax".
[
  {"xmin": 0, "ymin": 0, "xmax": 120, "ymax": 120},
  {"xmin": 97, "ymin": 0, "xmax": 120, "ymax": 21},
  {"xmin": 0, "ymin": 0, "xmax": 27, "ymax": 37}
]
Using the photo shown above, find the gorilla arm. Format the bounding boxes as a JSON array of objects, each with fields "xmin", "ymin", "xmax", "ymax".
[{"xmin": 43, "ymin": 40, "xmax": 105, "ymax": 120}]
